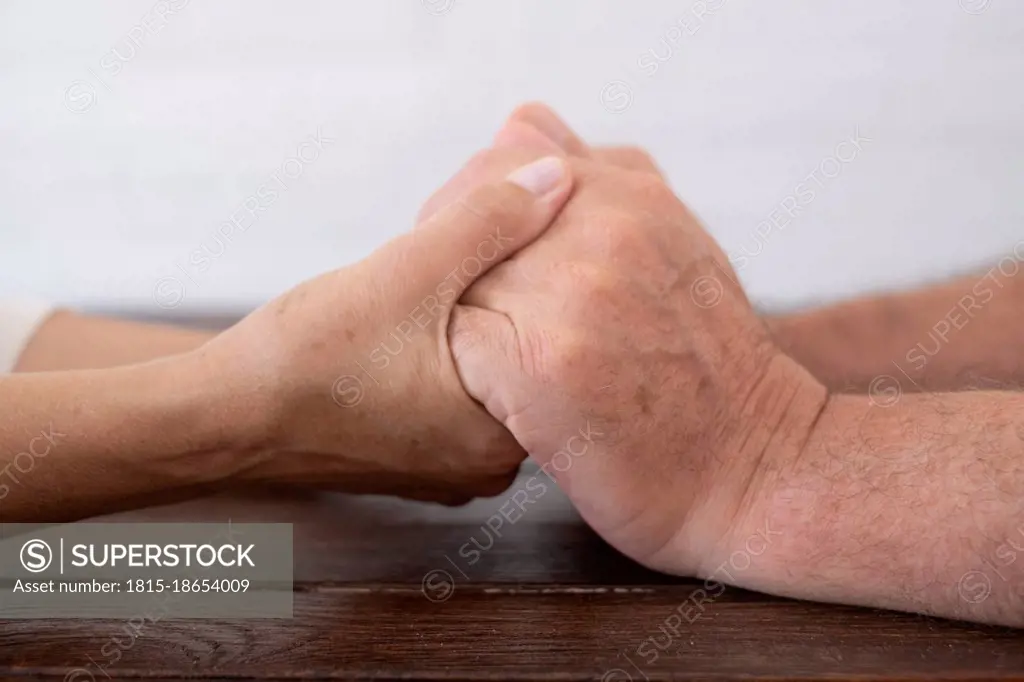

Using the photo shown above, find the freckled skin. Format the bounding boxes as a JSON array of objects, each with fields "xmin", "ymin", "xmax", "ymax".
[
  {"xmin": 438, "ymin": 104, "xmax": 1024, "ymax": 627},
  {"xmin": 448, "ymin": 153, "xmax": 825, "ymax": 576}
]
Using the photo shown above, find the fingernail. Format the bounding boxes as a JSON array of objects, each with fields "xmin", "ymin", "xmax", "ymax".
[{"xmin": 506, "ymin": 156, "xmax": 565, "ymax": 197}]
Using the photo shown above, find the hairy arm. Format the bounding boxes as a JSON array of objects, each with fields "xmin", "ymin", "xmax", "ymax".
[
  {"xmin": 768, "ymin": 263, "xmax": 1024, "ymax": 393},
  {"xmin": 725, "ymin": 390, "xmax": 1024, "ymax": 627}
]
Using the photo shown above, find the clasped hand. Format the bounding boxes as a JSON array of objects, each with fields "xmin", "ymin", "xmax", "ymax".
[
  {"xmin": 9, "ymin": 104, "xmax": 1020, "ymax": 627},
  {"xmin": 195, "ymin": 103, "xmax": 826, "ymax": 579}
]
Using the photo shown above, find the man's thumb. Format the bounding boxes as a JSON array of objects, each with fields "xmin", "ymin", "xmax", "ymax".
[{"xmin": 389, "ymin": 156, "xmax": 571, "ymax": 301}]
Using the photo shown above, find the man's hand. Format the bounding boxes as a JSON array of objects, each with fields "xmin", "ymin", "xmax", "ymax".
[
  {"xmin": 439, "ymin": 105, "xmax": 1024, "ymax": 627},
  {"xmin": 445, "ymin": 119, "xmax": 827, "ymax": 575}
]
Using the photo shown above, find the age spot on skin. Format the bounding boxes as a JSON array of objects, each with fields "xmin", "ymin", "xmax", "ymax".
[{"xmin": 635, "ymin": 383, "xmax": 653, "ymax": 415}]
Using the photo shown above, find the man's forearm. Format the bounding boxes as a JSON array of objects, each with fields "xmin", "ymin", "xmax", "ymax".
[
  {"xmin": 768, "ymin": 264, "xmax": 1024, "ymax": 392},
  {"xmin": 14, "ymin": 311, "xmax": 214, "ymax": 372},
  {"xmin": 728, "ymin": 390, "xmax": 1024, "ymax": 627},
  {"xmin": 0, "ymin": 356, "xmax": 259, "ymax": 522}
]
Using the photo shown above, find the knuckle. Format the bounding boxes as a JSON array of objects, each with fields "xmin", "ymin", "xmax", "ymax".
[
  {"xmin": 542, "ymin": 264, "xmax": 610, "ymax": 365},
  {"xmin": 557, "ymin": 261, "xmax": 606, "ymax": 295},
  {"xmin": 546, "ymin": 327, "xmax": 592, "ymax": 383},
  {"xmin": 603, "ymin": 146, "xmax": 660, "ymax": 175},
  {"xmin": 630, "ymin": 172, "xmax": 676, "ymax": 206},
  {"xmin": 585, "ymin": 265, "xmax": 621, "ymax": 298},
  {"xmin": 552, "ymin": 262, "xmax": 622, "ymax": 319},
  {"xmin": 446, "ymin": 307, "xmax": 479, "ymax": 360},
  {"xmin": 588, "ymin": 207, "xmax": 645, "ymax": 253}
]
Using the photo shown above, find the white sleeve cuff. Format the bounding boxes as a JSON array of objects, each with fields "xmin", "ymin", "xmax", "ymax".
[{"xmin": 0, "ymin": 300, "xmax": 57, "ymax": 373}]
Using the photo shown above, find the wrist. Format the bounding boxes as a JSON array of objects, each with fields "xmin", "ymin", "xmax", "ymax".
[
  {"xmin": 701, "ymin": 386, "xmax": 838, "ymax": 599},
  {"xmin": 682, "ymin": 351, "xmax": 830, "ymax": 582},
  {"xmin": 168, "ymin": 347, "xmax": 276, "ymax": 482}
]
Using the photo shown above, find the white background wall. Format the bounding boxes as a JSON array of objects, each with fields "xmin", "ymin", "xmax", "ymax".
[{"xmin": 1, "ymin": 0, "xmax": 1022, "ymax": 315}]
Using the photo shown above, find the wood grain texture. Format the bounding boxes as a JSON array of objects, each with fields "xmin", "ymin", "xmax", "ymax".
[
  {"xmin": 2, "ymin": 591, "xmax": 1023, "ymax": 680},
  {"xmin": 2, "ymin": 467, "xmax": 1023, "ymax": 681}
]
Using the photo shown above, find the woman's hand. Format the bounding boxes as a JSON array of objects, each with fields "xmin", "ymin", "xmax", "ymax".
[
  {"xmin": 0, "ymin": 156, "xmax": 572, "ymax": 523},
  {"xmin": 197, "ymin": 156, "xmax": 573, "ymax": 504}
]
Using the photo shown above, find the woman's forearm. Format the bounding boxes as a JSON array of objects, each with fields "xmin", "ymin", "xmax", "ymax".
[
  {"xmin": 0, "ymin": 355, "xmax": 258, "ymax": 522},
  {"xmin": 768, "ymin": 265, "xmax": 1024, "ymax": 392},
  {"xmin": 13, "ymin": 310, "xmax": 215, "ymax": 372}
]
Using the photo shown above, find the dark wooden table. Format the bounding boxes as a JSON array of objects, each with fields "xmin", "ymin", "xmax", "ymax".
[{"xmin": 3, "ymin": 465, "xmax": 1023, "ymax": 681}]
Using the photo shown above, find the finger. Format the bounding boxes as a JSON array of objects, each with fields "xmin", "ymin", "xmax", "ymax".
[
  {"xmin": 502, "ymin": 102, "xmax": 592, "ymax": 157},
  {"xmin": 416, "ymin": 122, "xmax": 562, "ymax": 226},
  {"xmin": 592, "ymin": 146, "xmax": 665, "ymax": 179},
  {"xmin": 387, "ymin": 155, "xmax": 572, "ymax": 304},
  {"xmin": 416, "ymin": 104, "xmax": 582, "ymax": 226},
  {"xmin": 493, "ymin": 117, "xmax": 571, "ymax": 156},
  {"xmin": 416, "ymin": 150, "xmax": 493, "ymax": 227},
  {"xmin": 448, "ymin": 304, "xmax": 530, "ymax": 425}
]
